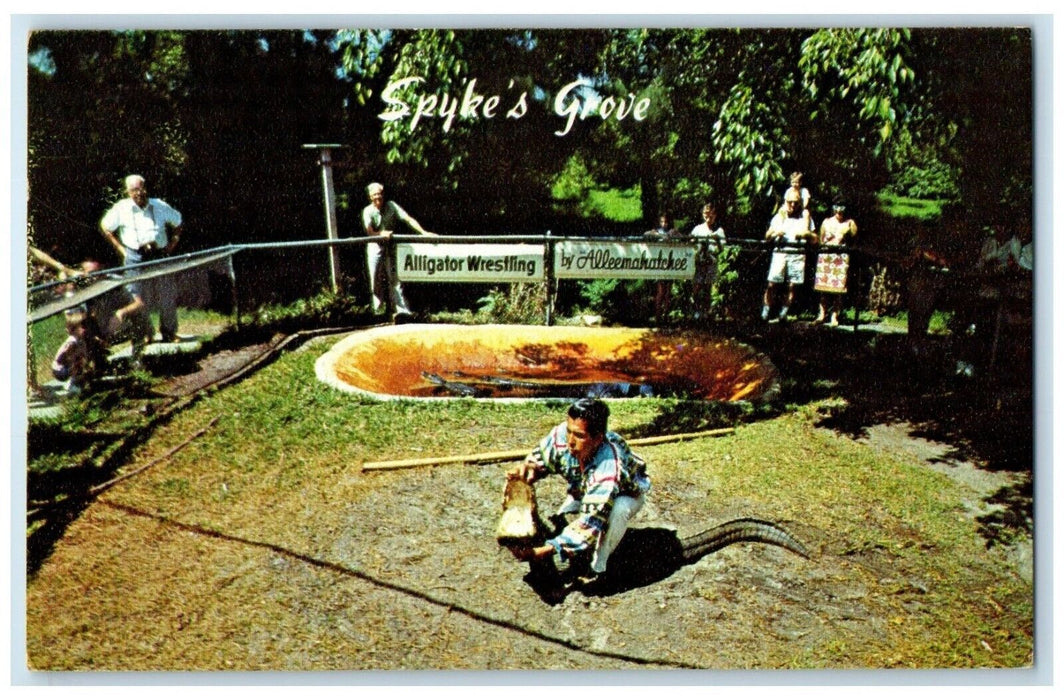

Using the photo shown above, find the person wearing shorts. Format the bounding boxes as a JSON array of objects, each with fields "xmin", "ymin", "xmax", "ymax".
[{"xmin": 761, "ymin": 189, "xmax": 817, "ymax": 322}]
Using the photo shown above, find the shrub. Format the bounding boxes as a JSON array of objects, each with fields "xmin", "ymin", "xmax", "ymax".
[
  {"xmin": 475, "ymin": 283, "xmax": 548, "ymax": 324},
  {"xmin": 888, "ymin": 162, "xmax": 960, "ymax": 201},
  {"xmin": 710, "ymin": 245, "xmax": 743, "ymax": 320},
  {"xmin": 240, "ymin": 288, "xmax": 367, "ymax": 332},
  {"xmin": 550, "ymin": 154, "xmax": 596, "ymax": 203},
  {"xmin": 575, "ymin": 278, "xmax": 655, "ymax": 324},
  {"xmin": 577, "ymin": 278, "xmax": 622, "ymax": 315}
]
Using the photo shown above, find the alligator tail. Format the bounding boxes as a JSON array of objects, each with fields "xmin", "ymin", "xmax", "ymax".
[{"xmin": 679, "ymin": 517, "xmax": 811, "ymax": 562}]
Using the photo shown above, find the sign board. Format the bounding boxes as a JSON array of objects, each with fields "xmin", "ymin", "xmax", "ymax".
[
  {"xmin": 554, "ymin": 240, "xmax": 697, "ymax": 280},
  {"xmin": 397, "ymin": 242, "xmax": 545, "ymax": 282}
]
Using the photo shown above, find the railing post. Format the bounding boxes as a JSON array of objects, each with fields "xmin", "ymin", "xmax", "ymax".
[
  {"xmin": 385, "ymin": 235, "xmax": 397, "ymax": 319},
  {"xmin": 303, "ymin": 143, "xmax": 344, "ymax": 294},
  {"xmin": 544, "ymin": 230, "xmax": 555, "ymax": 326},
  {"xmin": 852, "ymin": 249, "xmax": 861, "ymax": 332},
  {"xmin": 228, "ymin": 252, "xmax": 242, "ymax": 332}
]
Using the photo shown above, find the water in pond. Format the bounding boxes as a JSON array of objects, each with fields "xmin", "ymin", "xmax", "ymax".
[{"xmin": 315, "ymin": 324, "xmax": 779, "ymax": 403}]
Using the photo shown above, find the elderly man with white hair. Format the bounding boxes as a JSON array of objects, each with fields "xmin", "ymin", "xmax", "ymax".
[
  {"xmin": 361, "ymin": 182, "xmax": 435, "ymax": 321},
  {"xmin": 100, "ymin": 174, "xmax": 184, "ymax": 343},
  {"xmin": 761, "ymin": 188, "xmax": 817, "ymax": 323}
]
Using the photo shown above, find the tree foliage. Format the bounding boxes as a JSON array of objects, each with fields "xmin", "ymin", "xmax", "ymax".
[
  {"xmin": 28, "ymin": 29, "xmax": 347, "ymax": 264},
  {"xmin": 26, "ymin": 26, "xmax": 1032, "ymax": 280}
]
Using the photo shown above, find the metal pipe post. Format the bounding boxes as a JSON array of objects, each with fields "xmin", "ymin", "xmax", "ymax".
[
  {"xmin": 303, "ymin": 144, "xmax": 344, "ymax": 293},
  {"xmin": 544, "ymin": 230, "xmax": 556, "ymax": 326}
]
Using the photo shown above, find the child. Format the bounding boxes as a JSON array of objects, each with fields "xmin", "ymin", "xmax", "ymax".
[
  {"xmin": 52, "ymin": 308, "xmax": 107, "ymax": 395},
  {"xmin": 780, "ymin": 171, "xmax": 812, "ymax": 228}
]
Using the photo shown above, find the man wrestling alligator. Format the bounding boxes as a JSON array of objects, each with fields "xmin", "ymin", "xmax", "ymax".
[
  {"xmin": 498, "ymin": 398, "xmax": 810, "ymax": 591},
  {"xmin": 501, "ymin": 398, "xmax": 650, "ymax": 587}
]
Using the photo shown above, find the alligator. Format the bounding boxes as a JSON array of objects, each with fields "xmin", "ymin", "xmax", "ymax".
[
  {"xmin": 496, "ymin": 474, "xmax": 810, "ymax": 588},
  {"xmin": 436, "ymin": 370, "xmax": 676, "ymax": 399},
  {"xmin": 421, "ymin": 371, "xmax": 488, "ymax": 397},
  {"xmin": 677, "ymin": 516, "xmax": 810, "ymax": 561}
]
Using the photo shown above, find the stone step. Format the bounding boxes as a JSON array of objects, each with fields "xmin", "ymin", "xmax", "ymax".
[
  {"xmin": 108, "ymin": 336, "xmax": 202, "ymax": 362},
  {"xmin": 28, "ymin": 380, "xmax": 74, "ymax": 421}
]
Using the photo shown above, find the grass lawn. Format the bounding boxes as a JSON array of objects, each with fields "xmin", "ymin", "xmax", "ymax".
[
  {"xmin": 24, "ymin": 333, "xmax": 1034, "ymax": 671},
  {"xmin": 876, "ymin": 193, "xmax": 951, "ymax": 221},
  {"xmin": 552, "ymin": 185, "xmax": 643, "ymax": 223},
  {"xmin": 584, "ymin": 186, "xmax": 643, "ymax": 222}
]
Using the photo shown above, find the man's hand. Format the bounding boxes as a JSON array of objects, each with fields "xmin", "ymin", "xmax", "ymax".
[
  {"xmin": 163, "ymin": 226, "xmax": 182, "ymax": 255},
  {"xmin": 506, "ymin": 459, "xmax": 540, "ymax": 484},
  {"xmin": 508, "ymin": 544, "xmax": 535, "ymax": 561},
  {"xmin": 508, "ymin": 544, "xmax": 553, "ymax": 562}
]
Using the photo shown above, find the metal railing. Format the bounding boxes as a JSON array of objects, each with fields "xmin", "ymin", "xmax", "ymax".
[{"xmin": 28, "ymin": 232, "xmax": 878, "ymax": 328}]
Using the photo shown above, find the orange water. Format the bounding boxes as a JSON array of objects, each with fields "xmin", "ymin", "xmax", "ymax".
[{"xmin": 327, "ymin": 325, "xmax": 777, "ymax": 402}]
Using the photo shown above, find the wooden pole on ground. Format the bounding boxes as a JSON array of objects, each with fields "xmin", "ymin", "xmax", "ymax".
[{"xmin": 361, "ymin": 427, "xmax": 736, "ymax": 472}]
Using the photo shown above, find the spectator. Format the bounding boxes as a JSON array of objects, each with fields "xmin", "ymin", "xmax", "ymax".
[
  {"xmin": 761, "ymin": 189, "xmax": 817, "ymax": 322},
  {"xmin": 904, "ymin": 234, "xmax": 952, "ymax": 357},
  {"xmin": 645, "ymin": 213, "xmax": 681, "ymax": 325},
  {"xmin": 51, "ymin": 308, "xmax": 108, "ymax": 395},
  {"xmin": 78, "ymin": 261, "xmax": 153, "ymax": 359},
  {"xmin": 28, "ymin": 246, "xmax": 80, "ymax": 396},
  {"xmin": 977, "ymin": 223, "xmax": 1023, "ymax": 275},
  {"xmin": 962, "ymin": 218, "xmax": 1032, "ymax": 374},
  {"xmin": 361, "ymin": 182, "xmax": 436, "ymax": 322},
  {"xmin": 100, "ymin": 174, "xmax": 184, "ymax": 343},
  {"xmin": 689, "ymin": 203, "xmax": 726, "ymax": 321},
  {"xmin": 813, "ymin": 201, "xmax": 858, "ymax": 326},
  {"xmin": 779, "ymin": 171, "xmax": 812, "ymax": 229}
]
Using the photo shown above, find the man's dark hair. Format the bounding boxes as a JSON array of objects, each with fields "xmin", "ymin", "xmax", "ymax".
[{"xmin": 568, "ymin": 398, "xmax": 609, "ymax": 436}]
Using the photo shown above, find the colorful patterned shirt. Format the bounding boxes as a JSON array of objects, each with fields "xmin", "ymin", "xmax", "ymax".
[{"xmin": 527, "ymin": 421, "xmax": 651, "ymax": 562}]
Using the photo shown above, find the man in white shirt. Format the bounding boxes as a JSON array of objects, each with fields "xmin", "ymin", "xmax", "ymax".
[
  {"xmin": 361, "ymin": 182, "xmax": 435, "ymax": 321},
  {"xmin": 977, "ymin": 224, "xmax": 1023, "ymax": 274},
  {"xmin": 690, "ymin": 203, "xmax": 726, "ymax": 320},
  {"xmin": 761, "ymin": 189, "xmax": 817, "ymax": 322},
  {"xmin": 100, "ymin": 174, "xmax": 184, "ymax": 342}
]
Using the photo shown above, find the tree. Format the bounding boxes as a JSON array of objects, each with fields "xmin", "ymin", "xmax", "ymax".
[
  {"xmin": 583, "ymin": 29, "xmax": 749, "ymax": 226},
  {"xmin": 911, "ymin": 28, "xmax": 1032, "ymax": 212},
  {"xmin": 28, "ymin": 30, "xmax": 189, "ymax": 262},
  {"xmin": 27, "ymin": 29, "xmax": 349, "ymax": 267},
  {"xmin": 27, "ymin": 26, "xmax": 1031, "ymax": 282},
  {"xmin": 335, "ymin": 28, "xmax": 622, "ymax": 233},
  {"xmin": 548, "ymin": 28, "xmax": 920, "ymax": 230},
  {"xmin": 177, "ymin": 30, "xmax": 347, "ymax": 244}
]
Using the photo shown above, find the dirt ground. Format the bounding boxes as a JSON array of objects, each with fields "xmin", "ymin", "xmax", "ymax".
[
  {"xmin": 23, "ymin": 322, "xmax": 1035, "ymax": 673},
  {"xmin": 306, "ymin": 407, "xmax": 1031, "ymax": 671}
]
